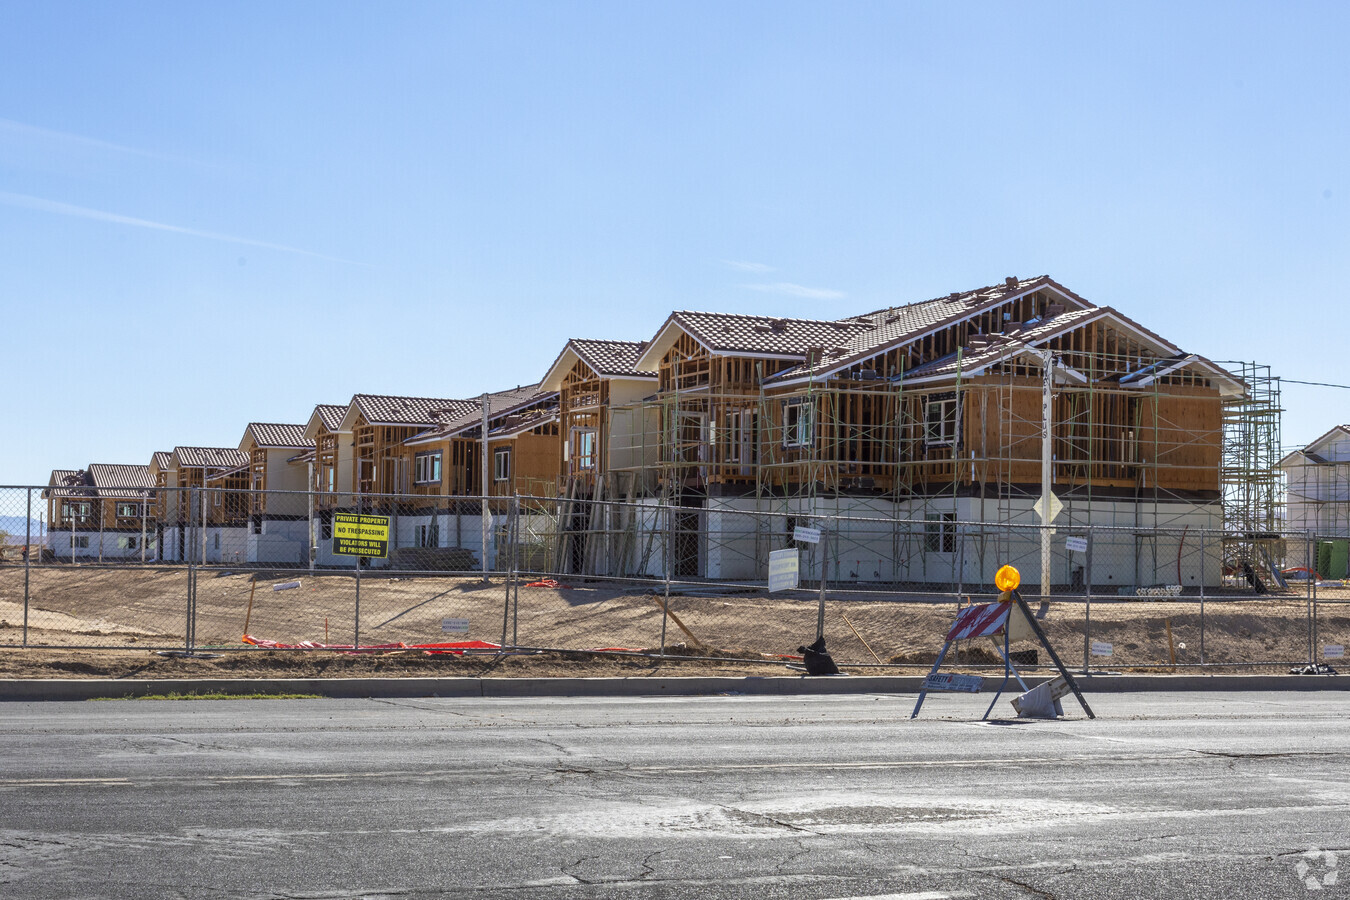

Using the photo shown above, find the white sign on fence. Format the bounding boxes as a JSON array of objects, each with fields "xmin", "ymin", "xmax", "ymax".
[
  {"xmin": 1091, "ymin": 641, "xmax": 1114, "ymax": 657},
  {"xmin": 1325, "ymin": 645, "xmax": 1345, "ymax": 659},
  {"xmin": 793, "ymin": 525, "xmax": 821, "ymax": 545},
  {"xmin": 441, "ymin": 618, "xmax": 470, "ymax": 634},
  {"xmin": 921, "ymin": 672, "xmax": 984, "ymax": 693},
  {"xmin": 1033, "ymin": 491, "xmax": 1064, "ymax": 523},
  {"xmin": 768, "ymin": 548, "xmax": 800, "ymax": 593},
  {"xmin": 1065, "ymin": 536, "xmax": 1088, "ymax": 554}
]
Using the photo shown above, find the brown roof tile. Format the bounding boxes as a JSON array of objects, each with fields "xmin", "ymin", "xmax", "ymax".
[
  {"xmin": 87, "ymin": 464, "xmax": 156, "ymax": 498},
  {"xmin": 45, "ymin": 469, "xmax": 92, "ymax": 498},
  {"xmin": 247, "ymin": 423, "xmax": 312, "ymax": 449},
  {"xmin": 174, "ymin": 447, "xmax": 250, "ymax": 470},
  {"xmin": 315, "ymin": 404, "xmax": 347, "ymax": 433},
  {"xmin": 672, "ymin": 311, "xmax": 870, "ymax": 357},
  {"xmin": 569, "ymin": 339, "xmax": 656, "ymax": 378},
  {"xmin": 351, "ymin": 394, "xmax": 470, "ymax": 427}
]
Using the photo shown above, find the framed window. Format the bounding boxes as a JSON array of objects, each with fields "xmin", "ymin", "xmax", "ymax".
[
  {"xmin": 414, "ymin": 451, "xmax": 443, "ymax": 485},
  {"xmin": 62, "ymin": 501, "xmax": 92, "ymax": 523},
  {"xmin": 727, "ymin": 409, "xmax": 759, "ymax": 465},
  {"xmin": 118, "ymin": 536, "xmax": 138, "ymax": 550},
  {"xmin": 326, "ymin": 467, "xmax": 336, "ymax": 492},
  {"xmin": 72, "ymin": 535, "xmax": 90, "ymax": 549},
  {"xmin": 116, "ymin": 502, "xmax": 144, "ymax": 518},
  {"xmin": 574, "ymin": 430, "xmax": 597, "ymax": 470},
  {"xmin": 414, "ymin": 520, "xmax": 439, "ymax": 548},
  {"xmin": 924, "ymin": 395, "xmax": 959, "ymax": 446},
  {"xmin": 782, "ymin": 400, "xmax": 814, "ymax": 449},
  {"xmin": 924, "ymin": 512, "xmax": 956, "ymax": 553},
  {"xmin": 494, "ymin": 448, "xmax": 511, "ymax": 482}
]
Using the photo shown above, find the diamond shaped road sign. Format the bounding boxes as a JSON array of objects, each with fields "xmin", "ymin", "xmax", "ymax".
[{"xmin": 1032, "ymin": 492, "xmax": 1064, "ymax": 523}]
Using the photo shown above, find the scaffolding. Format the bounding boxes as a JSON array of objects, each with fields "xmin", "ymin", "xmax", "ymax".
[{"xmin": 1219, "ymin": 361, "xmax": 1285, "ymax": 583}]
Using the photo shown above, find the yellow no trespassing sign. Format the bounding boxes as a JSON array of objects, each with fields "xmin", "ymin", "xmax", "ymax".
[{"xmin": 332, "ymin": 513, "xmax": 391, "ymax": 558}]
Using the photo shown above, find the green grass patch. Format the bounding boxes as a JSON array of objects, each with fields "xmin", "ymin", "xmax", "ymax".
[{"xmin": 93, "ymin": 691, "xmax": 323, "ymax": 701}]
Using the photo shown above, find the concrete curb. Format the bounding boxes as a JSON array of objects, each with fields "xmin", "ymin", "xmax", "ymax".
[{"xmin": 0, "ymin": 673, "xmax": 1344, "ymax": 701}]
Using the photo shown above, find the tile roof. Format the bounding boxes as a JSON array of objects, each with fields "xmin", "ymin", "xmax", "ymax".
[
  {"xmin": 174, "ymin": 446, "xmax": 250, "ymax": 470},
  {"xmin": 87, "ymin": 464, "xmax": 156, "ymax": 498},
  {"xmin": 671, "ymin": 311, "xmax": 871, "ymax": 357},
  {"xmin": 350, "ymin": 394, "xmax": 468, "ymax": 427},
  {"xmin": 152, "ymin": 451, "xmax": 173, "ymax": 471},
  {"xmin": 767, "ymin": 276, "xmax": 1058, "ymax": 383},
  {"xmin": 45, "ymin": 469, "xmax": 92, "ymax": 498},
  {"xmin": 570, "ymin": 339, "xmax": 656, "ymax": 378},
  {"xmin": 315, "ymin": 404, "xmax": 347, "ymax": 433},
  {"xmin": 247, "ymin": 423, "xmax": 312, "ymax": 449}
]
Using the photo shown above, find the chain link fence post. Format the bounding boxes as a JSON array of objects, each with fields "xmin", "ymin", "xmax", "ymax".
[
  {"xmin": 22, "ymin": 486, "xmax": 32, "ymax": 647},
  {"xmin": 1310, "ymin": 532, "xmax": 1318, "ymax": 666},
  {"xmin": 501, "ymin": 496, "xmax": 516, "ymax": 649},
  {"xmin": 1312, "ymin": 534, "xmax": 1320, "ymax": 664},
  {"xmin": 1306, "ymin": 533, "xmax": 1314, "ymax": 665},
  {"xmin": 1083, "ymin": 525, "xmax": 1093, "ymax": 673},
  {"xmin": 660, "ymin": 503, "xmax": 671, "ymax": 658},
  {"xmin": 185, "ymin": 563, "xmax": 194, "ymax": 654},
  {"xmin": 1199, "ymin": 528, "xmax": 1206, "ymax": 665},
  {"xmin": 955, "ymin": 522, "xmax": 965, "ymax": 601}
]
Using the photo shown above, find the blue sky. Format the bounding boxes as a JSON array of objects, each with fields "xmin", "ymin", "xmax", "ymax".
[{"xmin": 1, "ymin": 1, "xmax": 1347, "ymax": 486}]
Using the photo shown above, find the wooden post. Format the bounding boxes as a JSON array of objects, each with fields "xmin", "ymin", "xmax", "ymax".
[{"xmin": 243, "ymin": 579, "xmax": 258, "ymax": 637}]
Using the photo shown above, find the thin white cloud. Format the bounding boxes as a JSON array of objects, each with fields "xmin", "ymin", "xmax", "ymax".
[
  {"xmin": 0, "ymin": 117, "xmax": 184, "ymax": 163},
  {"xmin": 743, "ymin": 281, "xmax": 846, "ymax": 300},
  {"xmin": 0, "ymin": 191, "xmax": 357, "ymax": 264},
  {"xmin": 723, "ymin": 259, "xmax": 775, "ymax": 273}
]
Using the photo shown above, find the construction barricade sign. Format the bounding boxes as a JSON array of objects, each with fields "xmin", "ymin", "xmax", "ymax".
[{"xmin": 332, "ymin": 513, "xmax": 391, "ymax": 558}]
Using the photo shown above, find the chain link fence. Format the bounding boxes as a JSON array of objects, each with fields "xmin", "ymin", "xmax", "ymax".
[{"xmin": 2, "ymin": 485, "xmax": 1346, "ymax": 670}]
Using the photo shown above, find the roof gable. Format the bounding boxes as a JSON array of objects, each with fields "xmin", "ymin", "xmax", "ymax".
[
  {"xmin": 766, "ymin": 276, "xmax": 1077, "ymax": 385},
  {"xmin": 302, "ymin": 404, "xmax": 348, "ymax": 441},
  {"xmin": 541, "ymin": 339, "xmax": 656, "ymax": 390},
  {"xmin": 1303, "ymin": 425, "xmax": 1350, "ymax": 460}
]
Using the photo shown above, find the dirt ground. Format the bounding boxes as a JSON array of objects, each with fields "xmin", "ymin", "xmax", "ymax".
[
  {"xmin": 0, "ymin": 564, "xmax": 1346, "ymax": 678},
  {"xmin": 0, "ymin": 647, "xmax": 803, "ymax": 680}
]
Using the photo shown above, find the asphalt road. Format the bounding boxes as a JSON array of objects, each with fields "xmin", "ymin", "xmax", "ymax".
[{"xmin": 1, "ymin": 691, "xmax": 1347, "ymax": 899}]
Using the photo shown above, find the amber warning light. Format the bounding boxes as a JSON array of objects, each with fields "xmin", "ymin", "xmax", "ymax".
[{"xmin": 995, "ymin": 564, "xmax": 1021, "ymax": 593}]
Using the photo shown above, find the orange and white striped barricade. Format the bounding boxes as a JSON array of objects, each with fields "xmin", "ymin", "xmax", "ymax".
[
  {"xmin": 910, "ymin": 598, "xmax": 1033, "ymax": 720},
  {"xmin": 911, "ymin": 565, "xmax": 1095, "ymax": 721}
]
